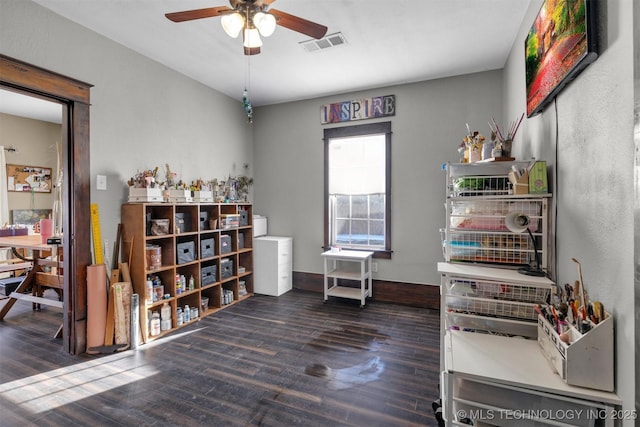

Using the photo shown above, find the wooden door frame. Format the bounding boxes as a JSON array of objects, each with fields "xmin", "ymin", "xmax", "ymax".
[{"xmin": 0, "ymin": 54, "xmax": 92, "ymax": 354}]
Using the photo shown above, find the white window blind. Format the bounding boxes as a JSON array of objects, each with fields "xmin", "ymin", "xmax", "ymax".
[{"xmin": 328, "ymin": 134, "xmax": 385, "ymax": 195}]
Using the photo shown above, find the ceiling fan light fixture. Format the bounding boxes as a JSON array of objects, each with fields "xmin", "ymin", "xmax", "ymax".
[
  {"xmin": 221, "ymin": 12, "xmax": 244, "ymax": 38},
  {"xmin": 243, "ymin": 28, "xmax": 263, "ymax": 48},
  {"xmin": 253, "ymin": 12, "xmax": 276, "ymax": 37}
]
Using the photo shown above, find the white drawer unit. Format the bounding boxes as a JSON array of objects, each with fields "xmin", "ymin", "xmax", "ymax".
[
  {"xmin": 438, "ymin": 262, "xmax": 554, "ymax": 339},
  {"xmin": 254, "ymin": 236, "xmax": 292, "ymax": 296},
  {"xmin": 443, "ymin": 161, "xmax": 551, "ymax": 271}
]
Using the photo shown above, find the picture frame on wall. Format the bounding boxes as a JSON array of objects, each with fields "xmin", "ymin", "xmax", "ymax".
[
  {"xmin": 11, "ymin": 209, "xmax": 52, "ymax": 225},
  {"xmin": 6, "ymin": 164, "xmax": 53, "ymax": 193},
  {"xmin": 525, "ymin": 0, "xmax": 598, "ymax": 117}
]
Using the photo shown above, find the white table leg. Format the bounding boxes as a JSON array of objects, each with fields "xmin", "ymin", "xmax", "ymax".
[
  {"xmin": 360, "ymin": 259, "xmax": 366, "ymax": 307},
  {"xmin": 367, "ymin": 256, "xmax": 373, "ymax": 297}
]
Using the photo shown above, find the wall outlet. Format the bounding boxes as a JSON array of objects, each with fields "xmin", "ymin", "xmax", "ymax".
[{"xmin": 372, "ymin": 262, "xmax": 378, "ymax": 273}]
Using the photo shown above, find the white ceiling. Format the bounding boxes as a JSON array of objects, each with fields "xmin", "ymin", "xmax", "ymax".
[
  {"xmin": 0, "ymin": 89, "xmax": 63, "ymax": 124},
  {"xmin": 4, "ymin": 0, "xmax": 533, "ymax": 121}
]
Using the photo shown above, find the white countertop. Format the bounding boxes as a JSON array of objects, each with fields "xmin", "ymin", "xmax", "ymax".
[{"xmin": 445, "ymin": 330, "xmax": 621, "ymax": 405}]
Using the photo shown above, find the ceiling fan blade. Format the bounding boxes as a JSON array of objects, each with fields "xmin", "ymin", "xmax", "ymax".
[
  {"xmin": 248, "ymin": 0, "xmax": 277, "ymax": 6},
  {"xmin": 165, "ymin": 6, "xmax": 231, "ymax": 23},
  {"xmin": 269, "ymin": 9, "xmax": 328, "ymax": 39},
  {"xmin": 244, "ymin": 46, "xmax": 261, "ymax": 55}
]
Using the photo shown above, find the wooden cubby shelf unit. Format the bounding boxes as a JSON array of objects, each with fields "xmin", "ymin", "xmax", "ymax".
[{"xmin": 121, "ymin": 202, "xmax": 253, "ymax": 343}]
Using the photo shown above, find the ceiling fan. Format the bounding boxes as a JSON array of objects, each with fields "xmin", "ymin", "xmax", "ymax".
[{"xmin": 165, "ymin": 0, "xmax": 328, "ymax": 55}]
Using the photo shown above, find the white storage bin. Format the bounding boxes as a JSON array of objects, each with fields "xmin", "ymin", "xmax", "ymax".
[
  {"xmin": 128, "ymin": 187, "xmax": 163, "ymax": 202},
  {"xmin": 537, "ymin": 313, "xmax": 614, "ymax": 391},
  {"xmin": 167, "ymin": 189, "xmax": 193, "ymax": 203}
]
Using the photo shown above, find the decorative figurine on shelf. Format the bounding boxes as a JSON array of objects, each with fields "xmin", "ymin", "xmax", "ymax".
[
  {"xmin": 462, "ymin": 124, "xmax": 485, "ymax": 163},
  {"xmin": 164, "ymin": 163, "xmax": 178, "ymax": 188},
  {"xmin": 128, "ymin": 167, "xmax": 159, "ymax": 188}
]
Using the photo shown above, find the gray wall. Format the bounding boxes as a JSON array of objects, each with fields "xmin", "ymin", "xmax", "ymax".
[
  {"xmin": 253, "ymin": 71, "xmax": 503, "ymax": 286},
  {"xmin": 635, "ymin": 0, "xmax": 640, "ymax": 416},
  {"xmin": 503, "ymin": 0, "xmax": 635, "ymax": 421},
  {"xmin": 0, "ymin": 0, "xmax": 254, "ymax": 259}
]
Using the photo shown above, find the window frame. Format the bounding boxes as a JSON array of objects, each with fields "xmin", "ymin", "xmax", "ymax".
[{"xmin": 323, "ymin": 121, "xmax": 392, "ymax": 259}]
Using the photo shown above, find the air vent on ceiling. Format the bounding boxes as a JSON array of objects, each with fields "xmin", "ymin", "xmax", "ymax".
[{"xmin": 300, "ymin": 32, "xmax": 347, "ymax": 52}]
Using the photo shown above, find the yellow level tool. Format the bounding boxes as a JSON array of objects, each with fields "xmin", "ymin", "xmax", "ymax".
[{"xmin": 90, "ymin": 203, "xmax": 104, "ymax": 265}]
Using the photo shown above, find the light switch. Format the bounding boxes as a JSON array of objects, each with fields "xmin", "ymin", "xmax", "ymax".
[{"xmin": 96, "ymin": 174, "xmax": 107, "ymax": 190}]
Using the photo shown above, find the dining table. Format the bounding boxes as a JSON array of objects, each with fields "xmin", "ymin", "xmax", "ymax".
[{"xmin": 0, "ymin": 234, "xmax": 63, "ymax": 336}]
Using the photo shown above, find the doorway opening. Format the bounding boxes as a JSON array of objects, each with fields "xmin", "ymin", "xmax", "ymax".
[{"xmin": 0, "ymin": 54, "xmax": 92, "ymax": 354}]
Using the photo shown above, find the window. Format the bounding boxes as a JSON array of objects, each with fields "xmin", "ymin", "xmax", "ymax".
[{"xmin": 324, "ymin": 121, "xmax": 391, "ymax": 258}]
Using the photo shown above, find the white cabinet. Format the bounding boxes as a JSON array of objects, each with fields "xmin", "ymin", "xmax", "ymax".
[
  {"xmin": 254, "ymin": 236, "xmax": 292, "ymax": 296},
  {"xmin": 442, "ymin": 331, "xmax": 621, "ymax": 426}
]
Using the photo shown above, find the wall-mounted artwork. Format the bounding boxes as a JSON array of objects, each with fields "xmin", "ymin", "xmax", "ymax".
[
  {"xmin": 525, "ymin": 0, "xmax": 598, "ymax": 117},
  {"xmin": 6, "ymin": 164, "xmax": 52, "ymax": 193},
  {"xmin": 11, "ymin": 209, "xmax": 52, "ymax": 225}
]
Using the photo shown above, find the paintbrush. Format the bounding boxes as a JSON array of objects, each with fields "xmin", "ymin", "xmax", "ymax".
[
  {"xmin": 491, "ymin": 116, "xmax": 504, "ymax": 141},
  {"xmin": 571, "ymin": 258, "xmax": 588, "ymax": 314},
  {"xmin": 511, "ymin": 113, "xmax": 525, "ymax": 139}
]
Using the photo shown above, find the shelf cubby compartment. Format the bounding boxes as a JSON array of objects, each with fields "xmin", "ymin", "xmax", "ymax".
[
  {"xmin": 175, "ymin": 204, "xmax": 199, "ymax": 234},
  {"xmin": 199, "ymin": 235, "xmax": 216, "ymax": 261},
  {"xmin": 200, "ymin": 260, "xmax": 218, "ymax": 289},
  {"xmin": 176, "ymin": 263, "xmax": 200, "ymax": 294},
  {"xmin": 237, "ymin": 229, "xmax": 252, "ymax": 252},
  {"xmin": 237, "ymin": 251, "xmax": 253, "ymax": 278},
  {"xmin": 144, "ymin": 237, "xmax": 175, "ymax": 273},
  {"xmin": 177, "ymin": 292, "xmax": 201, "ymax": 322},
  {"xmin": 238, "ymin": 206, "xmax": 251, "ymax": 227},
  {"xmin": 199, "ymin": 204, "xmax": 220, "ymax": 231},
  {"xmin": 219, "ymin": 256, "xmax": 236, "ymax": 283},
  {"xmin": 201, "ymin": 285, "xmax": 222, "ymax": 312},
  {"xmin": 220, "ymin": 230, "xmax": 237, "ymax": 255},
  {"xmin": 147, "ymin": 300, "xmax": 177, "ymax": 340},
  {"xmin": 145, "ymin": 204, "xmax": 174, "ymax": 237},
  {"xmin": 146, "ymin": 269, "xmax": 176, "ymax": 301},
  {"xmin": 221, "ymin": 280, "xmax": 237, "ymax": 305},
  {"xmin": 176, "ymin": 235, "xmax": 198, "ymax": 266},
  {"xmin": 238, "ymin": 275, "xmax": 252, "ymax": 298}
]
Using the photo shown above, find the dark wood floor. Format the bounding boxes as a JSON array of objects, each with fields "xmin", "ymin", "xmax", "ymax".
[{"xmin": 0, "ymin": 289, "xmax": 441, "ymax": 426}]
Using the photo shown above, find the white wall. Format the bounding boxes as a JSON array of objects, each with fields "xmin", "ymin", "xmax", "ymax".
[
  {"xmin": 253, "ymin": 71, "xmax": 503, "ymax": 285},
  {"xmin": 503, "ymin": 0, "xmax": 635, "ymax": 420},
  {"xmin": 0, "ymin": 0, "xmax": 254, "ymax": 255}
]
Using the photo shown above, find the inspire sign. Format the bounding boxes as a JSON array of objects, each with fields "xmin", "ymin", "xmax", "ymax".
[{"xmin": 320, "ymin": 95, "xmax": 395, "ymax": 124}]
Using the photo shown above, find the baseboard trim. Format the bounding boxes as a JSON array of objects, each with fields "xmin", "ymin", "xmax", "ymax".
[{"xmin": 292, "ymin": 271, "xmax": 440, "ymax": 309}]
